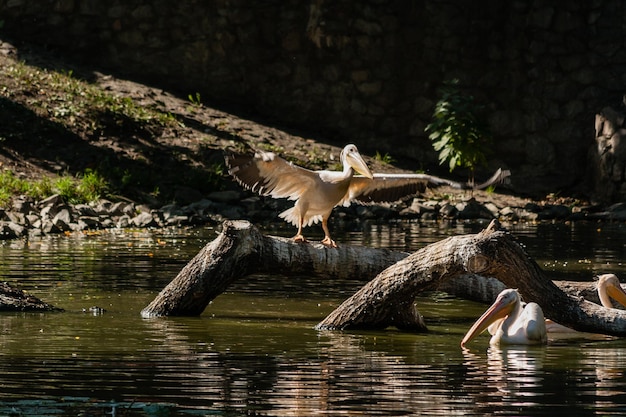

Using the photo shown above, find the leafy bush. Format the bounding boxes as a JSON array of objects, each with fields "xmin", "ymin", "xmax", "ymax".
[{"xmin": 425, "ymin": 79, "xmax": 491, "ymax": 183}]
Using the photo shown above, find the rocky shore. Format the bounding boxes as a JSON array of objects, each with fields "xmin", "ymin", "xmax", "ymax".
[{"xmin": 2, "ymin": 188, "xmax": 625, "ymax": 241}]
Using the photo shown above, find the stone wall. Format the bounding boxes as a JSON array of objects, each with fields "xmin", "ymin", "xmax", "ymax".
[
  {"xmin": 1, "ymin": 0, "xmax": 625, "ymax": 201},
  {"xmin": 592, "ymin": 107, "xmax": 626, "ymax": 203}
]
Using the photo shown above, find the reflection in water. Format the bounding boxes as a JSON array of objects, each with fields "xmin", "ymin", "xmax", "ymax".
[
  {"xmin": 463, "ymin": 346, "xmax": 547, "ymax": 412},
  {"xmin": 461, "ymin": 341, "xmax": 626, "ymax": 415},
  {"xmin": 0, "ymin": 222, "xmax": 625, "ymax": 415}
]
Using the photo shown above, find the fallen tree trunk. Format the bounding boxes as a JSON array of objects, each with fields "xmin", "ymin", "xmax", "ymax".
[
  {"xmin": 436, "ymin": 276, "xmax": 614, "ymax": 307},
  {"xmin": 142, "ymin": 220, "xmax": 626, "ymax": 337},
  {"xmin": 0, "ymin": 281, "xmax": 62, "ymax": 312},
  {"xmin": 141, "ymin": 220, "xmax": 407, "ymax": 318},
  {"xmin": 317, "ymin": 221, "xmax": 626, "ymax": 334}
]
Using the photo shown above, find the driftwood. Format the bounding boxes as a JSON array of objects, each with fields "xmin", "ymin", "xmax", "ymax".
[
  {"xmin": 0, "ymin": 281, "xmax": 62, "ymax": 312},
  {"xmin": 141, "ymin": 220, "xmax": 626, "ymax": 337}
]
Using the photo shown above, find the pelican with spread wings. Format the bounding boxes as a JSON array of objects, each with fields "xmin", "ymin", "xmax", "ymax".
[{"xmin": 225, "ymin": 144, "xmax": 510, "ymax": 247}]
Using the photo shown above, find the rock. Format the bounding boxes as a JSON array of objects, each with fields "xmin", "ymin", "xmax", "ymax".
[
  {"xmin": 439, "ymin": 203, "xmax": 458, "ymax": 219},
  {"xmin": 78, "ymin": 217, "xmax": 102, "ymax": 230},
  {"xmin": 116, "ymin": 214, "xmax": 132, "ymax": 228},
  {"xmin": 12, "ymin": 197, "xmax": 33, "ymax": 214},
  {"xmin": 131, "ymin": 211, "xmax": 158, "ymax": 227},
  {"xmin": 53, "ymin": 208, "xmax": 73, "ymax": 225},
  {"xmin": 74, "ymin": 204, "xmax": 98, "ymax": 217},
  {"xmin": 483, "ymin": 203, "xmax": 501, "ymax": 217},
  {"xmin": 0, "ymin": 221, "xmax": 24, "ymax": 238},
  {"xmin": 52, "ymin": 216, "xmax": 72, "ymax": 232},
  {"xmin": 41, "ymin": 219, "xmax": 61, "ymax": 234},
  {"xmin": 499, "ymin": 206, "xmax": 519, "ymax": 221},
  {"xmin": 37, "ymin": 194, "xmax": 65, "ymax": 209},
  {"xmin": 456, "ymin": 199, "xmax": 494, "ymax": 220},
  {"xmin": 151, "ymin": 209, "xmax": 166, "ymax": 226},
  {"xmin": 91, "ymin": 199, "xmax": 114, "ymax": 215},
  {"xmin": 408, "ymin": 199, "xmax": 438, "ymax": 215},
  {"xmin": 108, "ymin": 201, "xmax": 133, "ymax": 216}
]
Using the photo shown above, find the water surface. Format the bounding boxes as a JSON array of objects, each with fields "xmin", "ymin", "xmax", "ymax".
[{"xmin": 1, "ymin": 220, "xmax": 626, "ymax": 416}]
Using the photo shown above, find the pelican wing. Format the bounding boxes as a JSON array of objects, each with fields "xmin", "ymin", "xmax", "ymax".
[
  {"xmin": 225, "ymin": 150, "xmax": 318, "ymax": 200},
  {"xmin": 347, "ymin": 168, "xmax": 510, "ymax": 205}
]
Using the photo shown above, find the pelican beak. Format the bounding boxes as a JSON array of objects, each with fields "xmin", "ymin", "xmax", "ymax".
[
  {"xmin": 461, "ymin": 298, "xmax": 513, "ymax": 347},
  {"xmin": 347, "ymin": 151, "xmax": 374, "ymax": 179},
  {"xmin": 607, "ymin": 282, "xmax": 626, "ymax": 308}
]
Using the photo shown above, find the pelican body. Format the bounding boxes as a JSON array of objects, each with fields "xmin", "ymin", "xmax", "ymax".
[
  {"xmin": 225, "ymin": 144, "xmax": 510, "ymax": 247},
  {"xmin": 461, "ymin": 289, "xmax": 547, "ymax": 347}
]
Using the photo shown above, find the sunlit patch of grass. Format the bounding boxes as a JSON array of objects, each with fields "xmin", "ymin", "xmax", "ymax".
[
  {"xmin": 2, "ymin": 60, "xmax": 182, "ymax": 134},
  {"xmin": 0, "ymin": 169, "xmax": 110, "ymax": 208}
]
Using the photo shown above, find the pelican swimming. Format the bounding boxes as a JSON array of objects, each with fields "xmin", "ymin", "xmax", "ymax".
[
  {"xmin": 225, "ymin": 144, "xmax": 510, "ymax": 247},
  {"xmin": 544, "ymin": 274, "xmax": 626, "ymax": 334},
  {"xmin": 461, "ymin": 288, "xmax": 547, "ymax": 346},
  {"xmin": 596, "ymin": 273, "xmax": 626, "ymax": 309}
]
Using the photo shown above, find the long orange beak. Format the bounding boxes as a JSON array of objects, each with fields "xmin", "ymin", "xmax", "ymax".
[
  {"xmin": 607, "ymin": 282, "xmax": 626, "ymax": 308},
  {"xmin": 461, "ymin": 298, "xmax": 513, "ymax": 347},
  {"xmin": 347, "ymin": 151, "xmax": 374, "ymax": 179}
]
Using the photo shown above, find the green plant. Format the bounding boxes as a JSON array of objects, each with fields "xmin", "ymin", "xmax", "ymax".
[
  {"xmin": 54, "ymin": 176, "xmax": 79, "ymax": 203},
  {"xmin": 374, "ymin": 151, "xmax": 394, "ymax": 165},
  {"xmin": 425, "ymin": 79, "xmax": 491, "ymax": 184},
  {"xmin": 76, "ymin": 169, "xmax": 109, "ymax": 202},
  {"xmin": 188, "ymin": 92, "xmax": 202, "ymax": 107}
]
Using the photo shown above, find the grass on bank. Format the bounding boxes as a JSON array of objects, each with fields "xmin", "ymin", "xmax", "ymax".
[
  {"xmin": 0, "ymin": 169, "xmax": 109, "ymax": 208},
  {"xmin": 2, "ymin": 62, "xmax": 180, "ymax": 131},
  {"xmin": 0, "ymin": 58, "xmax": 230, "ymax": 204}
]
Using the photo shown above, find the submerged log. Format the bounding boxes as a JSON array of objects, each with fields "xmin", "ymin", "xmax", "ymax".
[
  {"xmin": 0, "ymin": 281, "xmax": 61, "ymax": 312},
  {"xmin": 142, "ymin": 219, "xmax": 626, "ymax": 337}
]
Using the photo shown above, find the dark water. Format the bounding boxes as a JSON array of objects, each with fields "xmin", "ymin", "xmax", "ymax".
[{"xmin": 1, "ymin": 220, "xmax": 626, "ymax": 416}]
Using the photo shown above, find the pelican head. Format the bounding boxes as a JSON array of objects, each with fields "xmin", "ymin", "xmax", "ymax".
[
  {"xmin": 461, "ymin": 289, "xmax": 519, "ymax": 347},
  {"xmin": 596, "ymin": 274, "xmax": 626, "ymax": 309},
  {"xmin": 341, "ymin": 144, "xmax": 373, "ymax": 179}
]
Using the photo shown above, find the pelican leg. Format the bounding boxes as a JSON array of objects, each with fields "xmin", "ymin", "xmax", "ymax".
[
  {"xmin": 293, "ymin": 217, "xmax": 307, "ymax": 243},
  {"xmin": 320, "ymin": 216, "xmax": 337, "ymax": 248}
]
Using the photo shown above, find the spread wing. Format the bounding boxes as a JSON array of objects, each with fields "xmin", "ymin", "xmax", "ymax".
[
  {"xmin": 347, "ymin": 168, "xmax": 510, "ymax": 205},
  {"xmin": 224, "ymin": 150, "xmax": 319, "ymax": 200}
]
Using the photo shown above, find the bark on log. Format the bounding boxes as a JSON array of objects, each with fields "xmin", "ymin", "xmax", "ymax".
[
  {"xmin": 316, "ymin": 220, "xmax": 626, "ymax": 335},
  {"xmin": 0, "ymin": 281, "xmax": 61, "ymax": 312},
  {"xmin": 142, "ymin": 219, "xmax": 626, "ymax": 337}
]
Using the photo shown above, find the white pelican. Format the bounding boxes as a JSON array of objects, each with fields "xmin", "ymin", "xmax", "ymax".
[
  {"xmin": 461, "ymin": 288, "xmax": 547, "ymax": 347},
  {"xmin": 596, "ymin": 273, "xmax": 626, "ymax": 309},
  {"xmin": 544, "ymin": 274, "xmax": 626, "ymax": 334},
  {"xmin": 225, "ymin": 144, "xmax": 510, "ymax": 247}
]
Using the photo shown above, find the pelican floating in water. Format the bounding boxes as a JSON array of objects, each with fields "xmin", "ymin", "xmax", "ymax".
[
  {"xmin": 596, "ymin": 273, "xmax": 626, "ymax": 309},
  {"xmin": 225, "ymin": 144, "xmax": 510, "ymax": 247},
  {"xmin": 544, "ymin": 274, "xmax": 626, "ymax": 334},
  {"xmin": 461, "ymin": 288, "xmax": 547, "ymax": 346}
]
